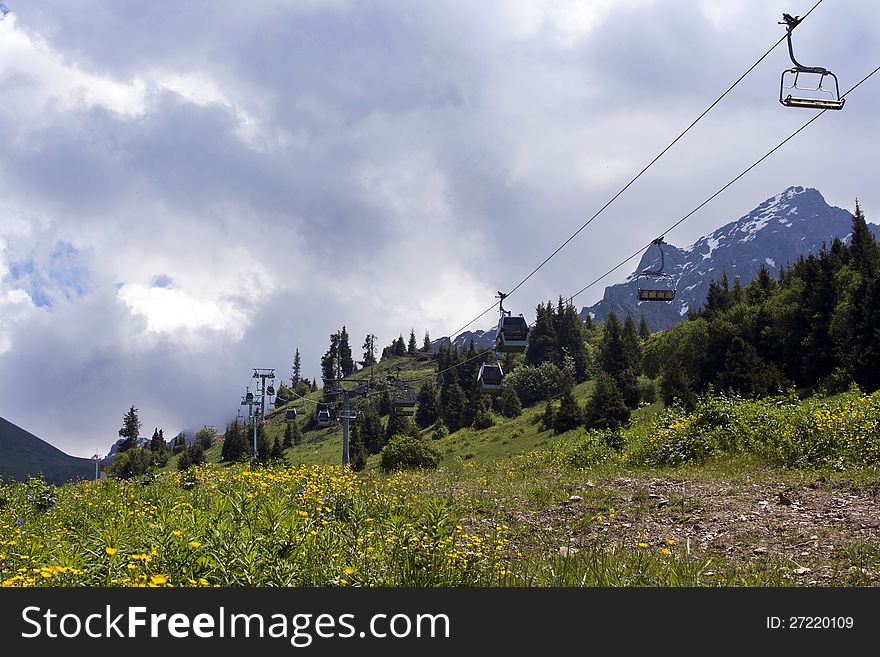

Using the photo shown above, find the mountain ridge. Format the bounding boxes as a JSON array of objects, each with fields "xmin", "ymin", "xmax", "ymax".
[{"xmin": 0, "ymin": 416, "xmax": 95, "ymax": 485}]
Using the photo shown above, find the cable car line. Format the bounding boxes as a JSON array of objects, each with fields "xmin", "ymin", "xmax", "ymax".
[
  {"xmin": 438, "ymin": 0, "xmax": 826, "ymax": 344},
  {"xmin": 566, "ymin": 61, "xmax": 880, "ymax": 306}
]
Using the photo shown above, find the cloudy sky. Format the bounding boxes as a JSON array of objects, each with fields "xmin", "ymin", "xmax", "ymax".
[{"xmin": 1, "ymin": 0, "xmax": 877, "ymax": 456}]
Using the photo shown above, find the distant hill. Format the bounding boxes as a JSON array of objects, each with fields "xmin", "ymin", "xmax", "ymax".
[
  {"xmin": 0, "ymin": 417, "xmax": 94, "ymax": 485},
  {"xmin": 580, "ymin": 186, "xmax": 880, "ymax": 331}
]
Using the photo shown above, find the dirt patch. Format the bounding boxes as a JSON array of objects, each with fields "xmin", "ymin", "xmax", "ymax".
[{"xmin": 501, "ymin": 474, "xmax": 880, "ymax": 583}]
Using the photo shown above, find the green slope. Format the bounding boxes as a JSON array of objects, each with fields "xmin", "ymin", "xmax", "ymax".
[{"xmin": 0, "ymin": 416, "xmax": 95, "ymax": 485}]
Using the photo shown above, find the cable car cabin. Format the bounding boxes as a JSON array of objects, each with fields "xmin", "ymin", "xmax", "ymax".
[
  {"xmin": 285, "ymin": 409, "xmax": 297, "ymax": 423},
  {"xmin": 477, "ymin": 363, "xmax": 504, "ymax": 392},
  {"xmin": 780, "ymin": 69, "xmax": 844, "ymax": 110},
  {"xmin": 266, "ymin": 384, "xmax": 275, "ymax": 396},
  {"xmin": 495, "ymin": 315, "xmax": 530, "ymax": 353},
  {"xmin": 316, "ymin": 410, "xmax": 331, "ymax": 427},
  {"xmin": 636, "ymin": 272, "xmax": 676, "ymax": 302},
  {"xmin": 245, "ymin": 392, "xmax": 254, "ymax": 403}
]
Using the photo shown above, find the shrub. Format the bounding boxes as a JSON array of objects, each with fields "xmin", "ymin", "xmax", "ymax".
[
  {"xmin": 505, "ymin": 362, "xmax": 565, "ymax": 406},
  {"xmin": 379, "ymin": 435, "xmax": 442, "ymax": 472},
  {"xmin": 110, "ymin": 448, "xmax": 152, "ymax": 479}
]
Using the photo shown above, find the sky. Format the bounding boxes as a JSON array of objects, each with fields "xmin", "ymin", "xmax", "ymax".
[{"xmin": 0, "ymin": 0, "xmax": 878, "ymax": 456}]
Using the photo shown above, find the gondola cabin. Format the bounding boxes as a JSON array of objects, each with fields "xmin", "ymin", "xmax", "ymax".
[
  {"xmin": 477, "ymin": 363, "xmax": 504, "ymax": 392},
  {"xmin": 285, "ymin": 409, "xmax": 297, "ymax": 423},
  {"xmin": 495, "ymin": 315, "xmax": 530, "ymax": 353},
  {"xmin": 317, "ymin": 409, "xmax": 331, "ymax": 427}
]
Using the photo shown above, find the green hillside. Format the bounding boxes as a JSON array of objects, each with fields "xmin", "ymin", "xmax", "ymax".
[{"xmin": 0, "ymin": 416, "xmax": 94, "ymax": 485}]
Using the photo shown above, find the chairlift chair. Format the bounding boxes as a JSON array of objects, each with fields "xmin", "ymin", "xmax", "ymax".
[
  {"xmin": 636, "ymin": 237, "xmax": 676, "ymax": 302},
  {"xmin": 778, "ymin": 14, "xmax": 844, "ymax": 110},
  {"xmin": 477, "ymin": 362, "xmax": 504, "ymax": 392}
]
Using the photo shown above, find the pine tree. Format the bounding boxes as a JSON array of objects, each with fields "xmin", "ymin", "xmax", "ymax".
[
  {"xmin": 849, "ymin": 200, "xmax": 879, "ymax": 277},
  {"xmin": 361, "ymin": 334, "xmax": 376, "ymax": 367},
  {"xmin": 583, "ymin": 372, "xmax": 630, "ymax": 430},
  {"xmin": 117, "ymin": 405, "xmax": 141, "ymax": 452},
  {"xmin": 360, "ymin": 405, "xmax": 385, "ymax": 455},
  {"xmin": 422, "ymin": 330, "xmax": 432, "ymax": 353},
  {"xmin": 599, "ymin": 312, "xmax": 628, "ymax": 377},
  {"xmin": 283, "ymin": 423, "xmax": 293, "ymax": 449},
  {"xmin": 256, "ymin": 424, "xmax": 271, "ymax": 463},
  {"xmin": 349, "ymin": 424, "xmax": 368, "ymax": 471},
  {"xmin": 442, "ymin": 379, "xmax": 467, "ymax": 432},
  {"xmin": 638, "ymin": 314, "xmax": 651, "ymax": 340},
  {"xmin": 339, "ymin": 326, "xmax": 355, "ymax": 376},
  {"xmin": 622, "ymin": 314, "xmax": 642, "ymax": 375},
  {"xmin": 385, "ymin": 412, "xmax": 414, "ymax": 443},
  {"xmin": 172, "ymin": 432, "xmax": 187, "ymax": 455},
  {"xmin": 321, "ymin": 333, "xmax": 340, "ymax": 383},
  {"xmin": 291, "ymin": 348, "xmax": 302, "ymax": 387},
  {"xmin": 222, "ymin": 421, "xmax": 248, "ymax": 462},
  {"xmin": 414, "ymin": 381, "xmax": 439, "ymax": 429},
  {"xmin": 553, "ymin": 388, "xmax": 583, "ymax": 434},
  {"xmin": 148, "ymin": 427, "xmax": 165, "ymax": 453},
  {"xmin": 499, "ymin": 386, "xmax": 522, "ymax": 418},
  {"xmin": 407, "ymin": 329, "xmax": 417, "ymax": 355},
  {"xmin": 660, "ymin": 356, "xmax": 697, "ymax": 411},
  {"xmin": 472, "ymin": 397, "xmax": 495, "ymax": 429}
]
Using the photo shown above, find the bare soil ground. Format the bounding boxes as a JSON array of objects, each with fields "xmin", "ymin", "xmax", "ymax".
[{"xmin": 501, "ymin": 474, "xmax": 880, "ymax": 584}]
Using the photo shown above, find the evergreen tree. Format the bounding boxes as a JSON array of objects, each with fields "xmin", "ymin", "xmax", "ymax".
[
  {"xmin": 638, "ymin": 314, "xmax": 651, "ymax": 340},
  {"xmin": 599, "ymin": 312, "xmax": 628, "ymax": 377},
  {"xmin": 394, "ymin": 335, "xmax": 407, "ymax": 357},
  {"xmin": 849, "ymin": 200, "xmax": 879, "ymax": 276},
  {"xmin": 172, "ymin": 432, "xmax": 187, "ymax": 455},
  {"xmin": 148, "ymin": 428, "xmax": 165, "ymax": 453},
  {"xmin": 745, "ymin": 264, "xmax": 777, "ymax": 305},
  {"xmin": 717, "ymin": 336, "xmax": 788, "ymax": 397},
  {"xmin": 385, "ymin": 412, "xmax": 415, "ymax": 443},
  {"xmin": 117, "ymin": 405, "xmax": 141, "ymax": 452},
  {"xmin": 339, "ymin": 326, "xmax": 356, "ymax": 377},
  {"xmin": 553, "ymin": 388, "xmax": 583, "ymax": 434},
  {"xmin": 291, "ymin": 348, "xmax": 302, "ymax": 387},
  {"xmin": 270, "ymin": 434, "xmax": 284, "ymax": 461},
  {"xmin": 414, "ymin": 381, "xmax": 439, "ymax": 429},
  {"xmin": 472, "ymin": 397, "xmax": 495, "ymax": 429},
  {"xmin": 422, "ymin": 330, "xmax": 432, "ymax": 353},
  {"xmin": 360, "ymin": 405, "xmax": 385, "ymax": 455},
  {"xmin": 361, "ymin": 334, "xmax": 377, "ymax": 367},
  {"xmin": 524, "ymin": 301, "xmax": 560, "ymax": 367},
  {"xmin": 349, "ymin": 424, "xmax": 368, "ymax": 471},
  {"xmin": 660, "ymin": 356, "xmax": 697, "ymax": 411},
  {"xmin": 378, "ymin": 385, "xmax": 393, "ymax": 416},
  {"xmin": 498, "ymin": 385, "xmax": 522, "ymax": 418},
  {"xmin": 622, "ymin": 314, "xmax": 643, "ymax": 375},
  {"xmin": 442, "ymin": 379, "xmax": 467, "ymax": 432},
  {"xmin": 407, "ymin": 329, "xmax": 417, "ymax": 355},
  {"xmin": 321, "ymin": 333, "xmax": 340, "ymax": 383},
  {"xmin": 256, "ymin": 423, "xmax": 271, "ymax": 463},
  {"xmin": 221, "ymin": 421, "xmax": 248, "ymax": 462},
  {"xmin": 583, "ymin": 372, "xmax": 630, "ymax": 430}
]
